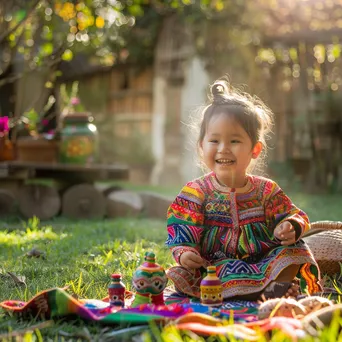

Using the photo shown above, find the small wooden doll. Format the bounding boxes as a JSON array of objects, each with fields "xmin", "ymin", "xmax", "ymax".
[
  {"xmin": 108, "ymin": 273, "xmax": 125, "ymax": 307},
  {"xmin": 131, "ymin": 251, "xmax": 167, "ymax": 307},
  {"xmin": 200, "ymin": 266, "xmax": 223, "ymax": 306}
]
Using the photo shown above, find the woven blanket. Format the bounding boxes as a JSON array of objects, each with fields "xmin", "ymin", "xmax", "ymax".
[
  {"xmin": 0, "ymin": 287, "xmax": 258, "ymax": 325},
  {"xmin": 4, "ymin": 288, "xmax": 335, "ymax": 339}
]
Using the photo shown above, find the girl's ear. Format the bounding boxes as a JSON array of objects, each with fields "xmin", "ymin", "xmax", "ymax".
[{"xmin": 252, "ymin": 141, "xmax": 263, "ymax": 159}]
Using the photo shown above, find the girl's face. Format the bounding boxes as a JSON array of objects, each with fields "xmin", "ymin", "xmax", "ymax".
[{"xmin": 200, "ymin": 113, "xmax": 261, "ymax": 188}]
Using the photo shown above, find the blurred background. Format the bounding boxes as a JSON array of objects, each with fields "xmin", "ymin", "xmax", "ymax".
[
  {"xmin": 1, "ymin": 0, "xmax": 342, "ymax": 194},
  {"xmin": 0, "ymin": 1, "xmax": 342, "ymax": 319}
]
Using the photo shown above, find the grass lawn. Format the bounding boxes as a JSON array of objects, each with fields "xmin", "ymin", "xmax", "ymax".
[
  {"xmin": 0, "ymin": 183, "xmax": 341, "ymax": 341},
  {"xmin": 0, "ymin": 216, "xmax": 173, "ymax": 341}
]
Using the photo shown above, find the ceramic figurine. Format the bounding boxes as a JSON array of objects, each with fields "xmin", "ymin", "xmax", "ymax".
[
  {"xmin": 108, "ymin": 273, "xmax": 125, "ymax": 307},
  {"xmin": 200, "ymin": 266, "xmax": 223, "ymax": 306},
  {"xmin": 131, "ymin": 251, "xmax": 167, "ymax": 307}
]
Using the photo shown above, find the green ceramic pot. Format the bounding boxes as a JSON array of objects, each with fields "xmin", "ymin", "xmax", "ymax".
[{"xmin": 59, "ymin": 113, "xmax": 98, "ymax": 164}]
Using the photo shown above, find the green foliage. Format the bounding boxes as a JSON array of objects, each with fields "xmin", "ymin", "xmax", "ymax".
[
  {"xmin": 22, "ymin": 108, "xmax": 40, "ymax": 134},
  {"xmin": 60, "ymin": 81, "xmax": 85, "ymax": 115},
  {"xmin": 0, "ymin": 0, "xmax": 252, "ymax": 78},
  {"xmin": 0, "ymin": 1, "xmax": 156, "ymax": 90}
]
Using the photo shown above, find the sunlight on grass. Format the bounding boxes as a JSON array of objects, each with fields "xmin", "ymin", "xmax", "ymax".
[
  {"xmin": 0, "ymin": 217, "xmax": 171, "ymax": 302},
  {"xmin": 0, "ymin": 197, "xmax": 341, "ymax": 340},
  {"xmin": 0, "ymin": 226, "xmax": 68, "ymax": 246},
  {"xmin": 0, "ymin": 216, "xmax": 174, "ymax": 339}
]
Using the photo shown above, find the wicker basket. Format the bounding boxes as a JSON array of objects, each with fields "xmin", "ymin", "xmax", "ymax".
[{"xmin": 303, "ymin": 221, "xmax": 342, "ymax": 276}]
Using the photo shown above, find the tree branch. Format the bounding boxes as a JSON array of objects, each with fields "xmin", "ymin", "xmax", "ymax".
[
  {"xmin": 0, "ymin": 0, "xmax": 41, "ymax": 44},
  {"xmin": 0, "ymin": 27, "xmax": 26, "ymax": 78},
  {"xmin": 0, "ymin": 72, "xmax": 23, "ymax": 87},
  {"xmin": 0, "ymin": 51, "xmax": 62, "ymax": 88}
]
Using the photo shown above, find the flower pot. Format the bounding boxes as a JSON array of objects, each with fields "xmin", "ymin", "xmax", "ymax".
[
  {"xmin": 59, "ymin": 113, "xmax": 98, "ymax": 165},
  {"xmin": 0, "ymin": 134, "xmax": 15, "ymax": 161},
  {"xmin": 16, "ymin": 137, "xmax": 59, "ymax": 163}
]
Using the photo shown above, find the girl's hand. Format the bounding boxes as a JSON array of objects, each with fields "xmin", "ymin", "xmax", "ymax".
[
  {"xmin": 180, "ymin": 251, "xmax": 204, "ymax": 269},
  {"xmin": 274, "ymin": 221, "xmax": 296, "ymax": 245}
]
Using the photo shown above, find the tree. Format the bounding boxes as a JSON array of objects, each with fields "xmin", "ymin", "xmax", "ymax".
[
  {"xmin": 0, "ymin": 0, "xmax": 244, "ymax": 118},
  {"xmin": 0, "ymin": 0, "xmax": 162, "ymax": 119},
  {"xmin": 3, "ymin": 0, "xmax": 341, "ymax": 192}
]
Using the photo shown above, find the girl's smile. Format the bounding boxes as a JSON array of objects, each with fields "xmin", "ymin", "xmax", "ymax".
[{"xmin": 215, "ymin": 159, "xmax": 235, "ymax": 165}]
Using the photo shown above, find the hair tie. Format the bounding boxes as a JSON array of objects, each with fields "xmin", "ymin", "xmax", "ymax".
[{"xmin": 216, "ymin": 84, "xmax": 224, "ymax": 94}]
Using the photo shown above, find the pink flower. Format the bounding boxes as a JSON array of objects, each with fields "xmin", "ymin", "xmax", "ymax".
[
  {"xmin": 0, "ymin": 116, "xmax": 9, "ymax": 133},
  {"xmin": 71, "ymin": 97, "xmax": 80, "ymax": 106},
  {"xmin": 42, "ymin": 119, "xmax": 49, "ymax": 126}
]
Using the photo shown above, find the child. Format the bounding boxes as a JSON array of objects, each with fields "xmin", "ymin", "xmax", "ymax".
[{"xmin": 165, "ymin": 79, "xmax": 322, "ymax": 300}]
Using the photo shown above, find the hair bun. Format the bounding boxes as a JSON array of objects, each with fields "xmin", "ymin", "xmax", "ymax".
[{"xmin": 211, "ymin": 81, "xmax": 229, "ymax": 104}]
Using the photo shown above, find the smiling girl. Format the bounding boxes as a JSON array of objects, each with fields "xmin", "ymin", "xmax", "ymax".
[{"xmin": 165, "ymin": 79, "xmax": 322, "ymax": 300}]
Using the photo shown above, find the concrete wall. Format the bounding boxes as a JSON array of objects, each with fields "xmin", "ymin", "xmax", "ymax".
[
  {"xmin": 150, "ymin": 76, "xmax": 167, "ymax": 185},
  {"xmin": 180, "ymin": 56, "xmax": 209, "ymax": 183},
  {"xmin": 150, "ymin": 56, "xmax": 210, "ymax": 186}
]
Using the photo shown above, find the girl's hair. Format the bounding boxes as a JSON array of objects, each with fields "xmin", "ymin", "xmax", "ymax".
[{"xmin": 197, "ymin": 78, "xmax": 274, "ymax": 172}]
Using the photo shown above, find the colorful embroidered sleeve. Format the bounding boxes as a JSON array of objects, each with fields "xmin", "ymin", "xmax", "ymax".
[
  {"xmin": 166, "ymin": 181, "xmax": 205, "ymax": 261},
  {"xmin": 264, "ymin": 180, "xmax": 310, "ymax": 241}
]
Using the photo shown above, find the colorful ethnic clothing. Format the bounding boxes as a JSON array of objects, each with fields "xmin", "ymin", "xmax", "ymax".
[{"xmin": 166, "ymin": 172, "xmax": 321, "ymax": 298}]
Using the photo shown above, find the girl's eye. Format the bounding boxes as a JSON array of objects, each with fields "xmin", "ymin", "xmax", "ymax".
[
  {"xmin": 231, "ymin": 140, "xmax": 241, "ymax": 144},
  {"xmin": 210, "ymin": 140, "xmax": 219, "ymax": 143}
]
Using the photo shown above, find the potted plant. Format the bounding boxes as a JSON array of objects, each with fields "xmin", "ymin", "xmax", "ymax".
[
  {"xmin": 15, "ymin": 95, "xmax": 59, "ymax": 163},
  {"xmin": 9, "ymin": 81, "xmax": 98, "ymax": 165},
  {"xmin": 0, "ymin": 116, "xmax": 15, "ymax": 162},
  {"xmin": 58, "ymin": 82, "xmax": 99, "ymax": 165}
]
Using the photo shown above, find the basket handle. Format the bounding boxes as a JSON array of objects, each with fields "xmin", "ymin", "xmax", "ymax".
[{"xmin": 303, "ymin": 220, "xmax": 342, "ymax": 238}]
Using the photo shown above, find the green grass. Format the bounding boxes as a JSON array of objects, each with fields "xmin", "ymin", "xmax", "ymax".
[
  {"xmin": 102, "ymin": 179, "xmax": 342, "ymax": 222},
  {"xmin": 0, "ymin": 184, "xmax": 342, "ymax": 341},
  {"xmin": 0, "ymin": 216, "xmax": 173, "ymax": 340},
  {"xmin": 287, "ymin": 192, "xmax": 342, "ymax": 222}
]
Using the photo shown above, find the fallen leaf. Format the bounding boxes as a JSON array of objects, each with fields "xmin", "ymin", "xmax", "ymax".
[{"xmin": 6, "ymin": 272, "xmax": 27, "ymax": 286}]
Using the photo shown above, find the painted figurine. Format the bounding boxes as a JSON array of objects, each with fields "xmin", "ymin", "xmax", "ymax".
[
  {"xmin": 108, "ymin": 273, "xmax": 125, "ymax": 307},
  {"xmin": 131, "ymin": 251, "xmax": 167, "ymax": 307},
  {"xmin": 200, "ymin": 266, "xmax": 223, "ymax": 306}
]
